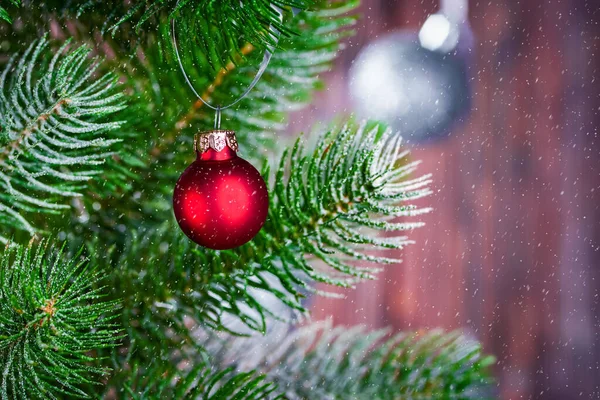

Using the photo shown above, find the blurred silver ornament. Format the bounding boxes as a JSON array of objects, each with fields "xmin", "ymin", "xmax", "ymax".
[{"xmin": 349, "ymin": 0, "xmax": 474, "ymax": 143}]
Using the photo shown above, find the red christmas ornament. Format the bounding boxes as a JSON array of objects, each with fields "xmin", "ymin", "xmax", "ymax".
[{"xmin": 173, "ymin": 130, "xmax": 269, "ymax": 250}]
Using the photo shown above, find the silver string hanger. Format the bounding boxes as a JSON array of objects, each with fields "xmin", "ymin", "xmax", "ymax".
[{"xmin": 170, "ymin": 2, "xmax": 282, "ymax": 129}]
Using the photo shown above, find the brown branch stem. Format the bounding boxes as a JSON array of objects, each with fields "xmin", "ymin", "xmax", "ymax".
[{"xmin": 0, "ymin": 98, "xmax": 71, "ymax": 165}]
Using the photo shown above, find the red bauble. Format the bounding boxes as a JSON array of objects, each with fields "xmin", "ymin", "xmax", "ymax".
[{"xmin": 173, "ymin": 130, "xmax": 269, "ymax": 250}]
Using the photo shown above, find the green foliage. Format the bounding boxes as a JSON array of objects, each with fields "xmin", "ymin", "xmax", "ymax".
[
  {"xmin": 139, "ymin": 0, "xmax": 357, "ymax": 158},
  {"xmin": 0, "ymin": 36, "xmax": 124, "ymax": 241},
  {"xmin": 123, "ymin": 360, "xmax": 284, "ymax": 400},
  {"xmin": 267, "ymin": 120, "xmax": 432, "ymax": 285},
  {"xmin": 65, "ymin": 0, "xmax": 358, "ymax": 242},
  {"xmin": 256, "ymin": 321, "xmax": 495, "ymax": 399},
  {"xmin": 0, "ymin": 0, "xmax": 496, "ymax": 398},
  {"xmin": 0, "ymin": 239, "xmax": 121, "ymax": 399},
  {"xmin": 0, "ymin": 0, "xmax": 20, "ymax": 23},
  {"xmin": 108, "ymin": 0, "xmax": 313, "ymax": 63},
  {"xmin": 93, "ymin": 120, "xmax": 431, "ymax": 354}
]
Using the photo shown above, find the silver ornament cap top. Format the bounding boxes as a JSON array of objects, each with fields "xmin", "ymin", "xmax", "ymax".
[{"xmin": 193, "ymin": 130, "xmax": 238, "ymax": 154}]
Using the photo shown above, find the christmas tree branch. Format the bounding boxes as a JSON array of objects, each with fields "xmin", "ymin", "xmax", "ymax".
[
  {"xmin": 64, "ymin": 0, "xmax": 357, "ymax": 240},
  {"xmin": 139, "ymin": 0, "xmax": 357, "ymax": 158},
  {"xmin": 200, "ymin": 320, "xmax": 494, "ymax": 399},
  {"xmin": 0, "ymin": 1, "xmax": 497, "ymax": 399},
  {"xmin": 94, "ymin": 120, "xmax": 431, "ymax": 352},
  {"xmin": 0, "ymin": 239, "xmax": 122, "ymax": 399},
  {"xmin": 255, "ymin": 321, "xmax": 495, "ymax": 399},
  {"xmin": 107, "ymin": 0, "xmax": 312, "ymax": 64},
  {"xmin": 266, "ymin": 120, "xmax": 432, "ymax": 285},
  {"xmin": 0, "ymin": 36, "xmax": 124, "ymax": 240},
  {"xmin": 0, "ymin": 0, "xmax": 357, "ymax": 245}
]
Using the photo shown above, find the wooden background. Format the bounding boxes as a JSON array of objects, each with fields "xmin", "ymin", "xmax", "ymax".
[{"xmin": 290, "ymin": 0, "xmax": 600, "ymax": 398}]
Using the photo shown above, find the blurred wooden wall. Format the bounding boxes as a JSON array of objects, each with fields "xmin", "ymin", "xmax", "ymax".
[{"xmin": 294, "ymin": 0, "xmax": 600, "ymax": 399}]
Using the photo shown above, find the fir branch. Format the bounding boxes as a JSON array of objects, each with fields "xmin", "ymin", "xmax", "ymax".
[
  {"xmin": 186, "ymin": 320, "xmax": 494, "ymax": 399},
  {"xmin": 71, "ymin": 0, "xmax": 358, "ymax": 239},
  {"xmin": 107, "ymin": 0, "xmax": 312, "ymax": 64},
  {"xmin": 122, "ymin": 359, "xmax": 284, "ymax": 400},
  {"xmin": 0, "ymin": 36, "xmax": 125, "ymax": 240},
  {"xmin": 254, "ymin": 321, "xmax": 495, "ymax": 399},
  {"xmin": 96, "ymin": 120, "xmax": 431, "ymax": 342},
  {"xmin": 0, "ymin": 2, "xmax": 496, "ymax": 399},
  {"xmin": 0, "ymin": 239, "xmax": 122, "ymax": 399},
  {"xmin": 265, "ymin": 120, "xmax": 432, "ymax": 286},
  {"xmin": 143, "ymin": 0, "xmax": 357, "ymax": 163}
]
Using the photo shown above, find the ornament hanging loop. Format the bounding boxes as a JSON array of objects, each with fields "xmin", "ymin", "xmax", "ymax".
[
  {"xmin": 171, "ymin": 1, "xmax": 282, "ymax": 115},
  {"xmin": 214, "ymin": 106, "xmax": 222, "ymax": 130}
]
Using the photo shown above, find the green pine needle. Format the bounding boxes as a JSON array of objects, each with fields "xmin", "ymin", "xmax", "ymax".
[
  {"xmin": 0, "ymin": 0, "xmax": 20, "ymax": 23},
  {"xmin": 0, "ymin": 239, "xmax": 122, "ymax": 399}
]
